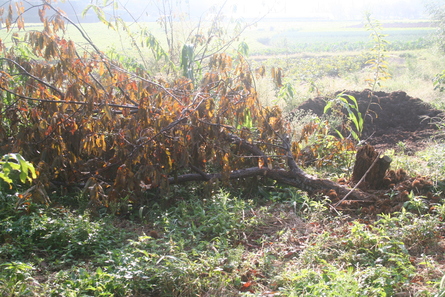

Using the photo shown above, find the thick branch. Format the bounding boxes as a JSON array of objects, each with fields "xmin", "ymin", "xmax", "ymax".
[
  {"xmin": 166, "ymin": 128, "xmax": 377, "ymax": 204},
  {"xmin": 169, "ymin": 167, "xmax": 266, "ymax": 183},
  {"xmin": 168, "ymin": 166, "xmax": 375, "ymax": 202}
]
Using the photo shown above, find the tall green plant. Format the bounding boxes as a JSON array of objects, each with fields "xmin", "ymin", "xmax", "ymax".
[
  {"xmin": 180, "ymin": 44, "xmax": 195, "ymax": 82},
  {"xmin": 360, "ymin": 13, "xmax": 391, "ymax": 139},
  {"xmin": 324, "ymin": 93, "xmax": 364, "ymax": 141},
  {"xmin": 364, "ymin": 12, "xmax": 392, "ymax": 91},
  {"xmin": 0, "ymin": 262, "xmax": 37, "ymax": 296},
  {"xmin": 433, "ymin": 69, "xmax": 445, "ymax": 92},
  {"xmin": 277, "ymin": 82, "xmax": 296, "ymax": 106},
  {"xmin": 427, "ymin": 1, "xmax": 445, "ymax": 92}
]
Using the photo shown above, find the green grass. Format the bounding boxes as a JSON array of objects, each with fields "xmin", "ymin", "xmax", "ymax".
[
  {"xmin": 254, "ymin": 48, "xmax": 445, "ymax": 110},
  {"xmin": 2, "ymin": 185, "xmax": 445, "ymax": 296}
]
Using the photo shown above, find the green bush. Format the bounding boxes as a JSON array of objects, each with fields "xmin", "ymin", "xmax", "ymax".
[
  {"xmin": 0, "ymin": 262, "xmax": 39, "ymax": 296},
  {"xmin": 0, "ymin": 207, "xmax": 128, "ymax": 264}
]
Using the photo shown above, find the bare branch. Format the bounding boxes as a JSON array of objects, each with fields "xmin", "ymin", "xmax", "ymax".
[
  {"xmin": 0, "ymin": 85, "xmax": 138, "ymax": 110},
  {"xmin": 1, "ymin": 58, "xmax": 64, "ymax": 97},
  {"xmin": 225, "ymin": 132, "xmax": 269, "ymax": 168}
]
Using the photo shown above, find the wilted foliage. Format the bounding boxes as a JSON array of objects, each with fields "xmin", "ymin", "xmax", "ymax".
[{"xmin": 0, "ymin": 1, "xmax": 311, "ymax": 209}]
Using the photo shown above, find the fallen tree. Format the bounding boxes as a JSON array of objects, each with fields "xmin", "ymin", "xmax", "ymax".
[
  {"xmin": 0, "ymin": 1, "xmax": 377, "ymax": 212},
  {"xmin": 167, "ymin": 132, "xmax": 374, "ymax": 202}
]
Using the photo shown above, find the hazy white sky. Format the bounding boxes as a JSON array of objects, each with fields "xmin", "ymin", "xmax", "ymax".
[
  {"xmin": 55, "ymin": 0, "xmax": 427, "ymax": 21},
  {"xmin": 189, "ymin": 0, "xmax": 426, "ymax": 19}
]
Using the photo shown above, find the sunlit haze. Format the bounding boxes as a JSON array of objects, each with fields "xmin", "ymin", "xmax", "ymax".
[
  {"xmin": 200, "ymin": 0, "xmax": 427, "ymax": 20},
  {"xmin": 43, "ymin": 0, "xmax": 428, "ymax": 22}
]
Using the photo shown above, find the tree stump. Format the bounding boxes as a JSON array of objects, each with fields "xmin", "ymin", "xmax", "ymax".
[{"xmin": 352, "ymin": 144, "xmax": 392, "ymax": 189}]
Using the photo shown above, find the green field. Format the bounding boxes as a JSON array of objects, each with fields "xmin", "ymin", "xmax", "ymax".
[{"xmin": 1, "ymin": 19, "xmax": 436, "ymax": 54}]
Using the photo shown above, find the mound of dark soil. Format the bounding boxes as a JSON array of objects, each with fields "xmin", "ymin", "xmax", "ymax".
[{"xmin": 296, "ymin": 89, "xmax": 445, "ymax": 152}]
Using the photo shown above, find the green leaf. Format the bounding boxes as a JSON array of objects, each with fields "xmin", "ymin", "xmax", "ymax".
[
  {"xmin": 323, "ymin": 101, "xmax": 333, "ymax": 113},
  {"xmin": 84, "ymin": 5, "xmax": 115, "ymax": 30},
  {"xmin": 238, "ymin": 41, "xmax": 249, "ymax": 57},
  {"xmin": 81, "ymin": 4, "xmax": 94, "ymax": 18},
  {"xmin": 350, "ymin": 130, "xmax": 360, "ymax": 142},
  {"xmin": 349, "ymin": 114, "xmax": 360, "ymax": 132},
  {"xmin": 0, "ymin": 172, "xmax": 13, "ymax": 185},
  {"xmin": 334, "ymin": 128, "xmax": 344, "ymax": 139},
  {"xmin": 180, "ymin": 44, "xmax": 195, "ymax": 80},
  {"xmin": 2, "ymin": 161, "xmax": 14, "ymax": 175}
]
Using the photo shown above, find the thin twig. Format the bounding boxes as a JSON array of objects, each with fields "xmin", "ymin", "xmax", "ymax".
[
  {"xmin": 0, "ymin": 86, "xmax": 139, "ymax": 109},
  {"xmin": 328, "ymin": 204, "xmax": 341, "ymax": 215},
  {"xmin": 1, "ymin": 58, "xmax": 64, "ymax": 97}
]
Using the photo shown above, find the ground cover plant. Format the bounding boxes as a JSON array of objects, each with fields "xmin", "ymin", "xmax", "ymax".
[{"xmin": 2, "ymin": 0, "xmax": 445, "ymax": 296}]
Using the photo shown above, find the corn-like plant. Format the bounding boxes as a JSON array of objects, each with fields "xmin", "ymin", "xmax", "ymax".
[
  {"xmin": 324, "ymin": 92, "xmax": 364, "ymax": 141},
  {"xmin": 180, "ymin": 44, "xmax": 195, "ymax": 82}
]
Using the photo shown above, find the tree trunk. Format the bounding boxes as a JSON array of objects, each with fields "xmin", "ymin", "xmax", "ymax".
[
  {"xmin": 352, "ymin": 144, "xmax": 391, "ymax": 189},
  {"xmin": 168, "ymin": 165, "xmax": 377, "ymax": 203}
]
